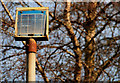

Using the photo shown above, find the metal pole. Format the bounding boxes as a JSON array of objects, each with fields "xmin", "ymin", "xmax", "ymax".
[{"xmin": 26, "ymin": 38, "xmax": 36, "ymax": 82}]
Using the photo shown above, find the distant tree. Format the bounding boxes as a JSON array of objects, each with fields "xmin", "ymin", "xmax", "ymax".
[{"xmin": 0, "ymin": 0, "xmax": 120, "ymax": 82}]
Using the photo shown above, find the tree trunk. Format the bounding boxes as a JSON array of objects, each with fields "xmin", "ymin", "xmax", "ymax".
[
  {"xmin": 84, "ymin": 22, "xmax": 96, "ymax": 82},
  {"xmin": 64, "ymin": 1, "xmax": 82, "ymax": 82},
  {"xmin": 84, "ymin": 2, "xmax": 97, "ymax": 82}
]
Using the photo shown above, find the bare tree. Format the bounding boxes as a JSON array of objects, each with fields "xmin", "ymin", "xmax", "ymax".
[{"xmin": 0, "ymin": 0, "xmax": 120, "ymax": 82}]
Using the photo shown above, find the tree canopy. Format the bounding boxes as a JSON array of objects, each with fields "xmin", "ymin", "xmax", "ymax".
[{"xmin": 0, "ymin": 0, "xmax": 120, "ymax": 82}]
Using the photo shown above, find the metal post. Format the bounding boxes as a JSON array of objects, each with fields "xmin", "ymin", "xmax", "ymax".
[{"xmin": 26, "ymin": 38, "xmax": 37, "ymax": 82}]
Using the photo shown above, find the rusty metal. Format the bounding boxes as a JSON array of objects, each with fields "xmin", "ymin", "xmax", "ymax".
[{"xmin": 28, "ymin": 38, "xmax": 37, "ymax": 53}]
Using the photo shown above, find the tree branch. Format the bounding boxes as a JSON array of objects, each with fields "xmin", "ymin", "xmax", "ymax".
[
  {"xmin": 33, "ymin": 0, "xmax": 54, "ymax": 18},
  {"xmin": 36, "ymin": 58, "xmax": 49, "ymax": 83},
  {"xmin": 2, "ymin": 45, "xmax": 24, "ymax": 49},
  {"xmin": 1, "ymin": 0, "xmax": 14, "ymax": 22},
  {"xmin": 0, "ymin": 52, "xmax": 26, "ymax": 61},
  {"xmin": 95, "ymin": 45, "xmax": 120, "ymax": 81}
]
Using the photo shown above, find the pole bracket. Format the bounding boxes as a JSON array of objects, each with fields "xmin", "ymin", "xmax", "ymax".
[{"xmin": 28, "ymin": 38, "xmax": 37, "ymax": 53}]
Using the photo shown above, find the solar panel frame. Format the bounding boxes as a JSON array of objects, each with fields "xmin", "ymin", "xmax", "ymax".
[{"xmin": 15, "ymin": 7, "xmax": 49, "ymax": 41}]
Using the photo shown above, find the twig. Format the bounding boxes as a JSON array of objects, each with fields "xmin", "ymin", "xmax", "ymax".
[{"xmin": 1, "ymin": 0, "xmax": 14, "ymax": 22}]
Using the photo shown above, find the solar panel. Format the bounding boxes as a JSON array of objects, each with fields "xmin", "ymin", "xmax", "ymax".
[
  {"xmin": 15, "ymin": 7, "xmax": 49, "ymax": 41},
  {"xmin": 17, "ymin": 11, "xmax": 46, "ymax": 36}
]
